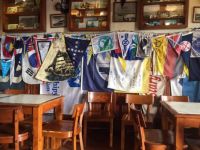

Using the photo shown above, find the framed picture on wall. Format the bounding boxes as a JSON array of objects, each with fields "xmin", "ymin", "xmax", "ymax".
[
  {"xmin": 193, "ymin": 7, "xmax": 200, "ymax": 23},
  {"xmin": 113, "ymin": 2, "xmax": 137, "ymax": 22},
  {"xmin": 50, "ymin": 14, "xmax": 67, "ymax": 28}
]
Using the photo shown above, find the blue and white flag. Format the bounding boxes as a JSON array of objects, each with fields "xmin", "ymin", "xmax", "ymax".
[
  {"xmin": 82, "ymin": 50, "xmax": 112, "ymax": 92},
  {"xmin": 1, "ymin": 59, "xmax": 11, "ymax": 78},
  {"xmin": 118, "ymin": 32, "xmax": 139, "ymax": 59},
  {"xmin": 91, "ymin": 33, "xmax": 118, "ymax": 54},
  {"xmin": 65, "ymin": 37, "xmax": 90, "ymax": 68},
  {"xmin": 40, "ymin": 80, "xmax": 84, "ymax": 114}
]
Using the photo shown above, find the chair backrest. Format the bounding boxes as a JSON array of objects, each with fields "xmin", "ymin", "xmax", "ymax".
[
  {"xmin": 0, "ymin": 106, "xmax": 24, "ymax": 149},
  {"xmin": 161, "ymin": 96, "xmax": 189, "ymax": 102},
  {"xmin": 86, "ymin": 91, "xmax": 113, "ymax": 112},
  {"xmin": 4, "ymin": 89, "xmax": 26, "ymax": 94},
  {"xmin": 125, "ymin": 94, "xmax": 154, "ymax": 121},
  {"xmin": 72, "ymin": 103, "xmax": 85, "ymax": 134}
]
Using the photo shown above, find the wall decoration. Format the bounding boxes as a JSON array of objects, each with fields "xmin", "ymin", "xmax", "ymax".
[
  {"xmin": 113, "ymin": 2, "xmax": 137, "ymax": 22},
  {"xmin": 193, "ymin": 7, "xmax": 200, "ymax": 23},
  {"xmin": 50, "ymin": 14, "xmax": 66, "ymax": 28},
  {"xmin": 19, "ymin": 16, "xmax": 38, "ymax": 29}
]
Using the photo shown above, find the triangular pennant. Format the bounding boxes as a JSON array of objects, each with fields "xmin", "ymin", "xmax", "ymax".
[
  {"xmin": 1, "ymin": 60, "xmax": 11, "ymax": 78},
  {"xmin": 65, "ymin": 37, "xmax": 90, "ymax": 68}
]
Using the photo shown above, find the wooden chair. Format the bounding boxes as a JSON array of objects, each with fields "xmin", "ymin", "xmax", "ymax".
[
  {"xmin": 83, "ymin": 91, "xmax": 114, "ymax": 147},
  {"xmin": 121, "ymin": 94, "xmax": 154, "ymax": 150},
  {"xmin": 131, "ymin": 108, "xmax": 171, "ymax": 150},
  {"xmin": 161, "ymin": 95, "xmax": 189, "ymax": 102},
  {"xmin": 43, "ymin": 103, "xmax": 85, "ymax": 150},
  {"xmin": 0, "ymin": 106, "xmax": 29, "ymax": 150},
  {"xmin": 4, "ymin": 89, "xmax": 27, "ymax": 94}
]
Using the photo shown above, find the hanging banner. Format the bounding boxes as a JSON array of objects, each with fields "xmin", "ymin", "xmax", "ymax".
[
  {"xmin": 35, "ymin": 36, "xmax": 75, "ymax": 82},
  {"xmin": 91, "ymin": 32, "xmax": 118, "ymax": 54}
]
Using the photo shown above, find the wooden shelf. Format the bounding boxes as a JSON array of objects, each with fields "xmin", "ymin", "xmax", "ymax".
[
  {"xmin": 69, "ymin": 0, "xmax": 110, "ymax": 31},
  {"xmin": 138, "ymin": 0, "xmax": 188, "ymax": 30},
  {"xmin": 2, "ymin": 0, "xmax": 46, "ymax": 33}
]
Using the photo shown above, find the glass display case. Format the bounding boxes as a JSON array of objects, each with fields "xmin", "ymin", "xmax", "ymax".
[
  {"xmin": 2, "ymin": 0, "xmax": 46, "ymax": 32},
  {"xmin": 138, "ymin": 0, "xmax": 188, "ymax": 30},
  {"xmin": 68, "ymin": 0, "xmax": 110, "ymax": 31}
]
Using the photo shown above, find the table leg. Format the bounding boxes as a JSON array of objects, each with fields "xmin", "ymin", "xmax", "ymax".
[
  {"xmin": 54, "ymin": 98, "xmax": 63, "ymax": 120},
  {"xmin": 175, "ymin": 118, "xmax": 184, "ymax": 150},
  {"xmin": 33, "ymin": 106, "xmax": 43, "ymax": 150}
]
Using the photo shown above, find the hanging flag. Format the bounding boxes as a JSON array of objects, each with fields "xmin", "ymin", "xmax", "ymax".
[
  {"xmin": 0, "ymin": 60, "xmax": 10, "ymax": 91},
  {"xmin": 171, "ymin": 76, "xmax": 200, "ymax": 102},
  {"xmin": 65, "ymin": 37, "xmax": 90, "ymax": 68},
  {"xmin": 136, "ymin": 33, "xmax": 153, "ymax": 58},
  {"xmin": 118, "ymin": 32, "xmax": 139, "ymax": 59},
  {"xmin": 148, "ymin": 75, "xmax": 165, "ymax": 96},
  {"xmin": 189, "ymin": 31, "xmax": 200, "ymax": 81},
  {"xmin": 36, "ymin": 36, "xmax": 75, "ymax": 82},
  {"xmin": 152, "ymin": 35, "xmax": 168, "ymax": 76},
  {"xmin": 91, "ymin": 32, "xmax": 118, "ymax": 54},
  {"xmin": 82, "ymin": 50, "xmax": 112, "ymax": 92},
  {"xmin": 10, "ymin": 39, "xmax": 24, "ymax": 89},
  {"xmin": 1, "ymin": 59, "xmax": 11, "ymax": 78},
  {"xmin": 1, "ymin": 35, "xmax": 16, "ymax": 59}
]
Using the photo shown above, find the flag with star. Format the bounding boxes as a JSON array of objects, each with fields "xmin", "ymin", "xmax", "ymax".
[{"xmin": 65, "ymin": 37, "xmax": 90, "ymax": 68}]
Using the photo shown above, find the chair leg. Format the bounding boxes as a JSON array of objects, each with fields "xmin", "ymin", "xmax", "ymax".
[
  {"xmin": 109, "ymin": 119, "xmax": 113, "ymax": 147},
  {"xmin": 79, "ymin": 131, "xmax": 84, "ymax": 150},
  {"xmin": 73, "ymin": 135, "xmax": 77, "ymax": 150},
  {"xmin": 121, "ymin": 122, "xmax": 125, "ymax": 150},
  {"xmin": 15, "ymin": 140, "xmax": 19, "ymax": 150},
  {"xmin": 83, "ymin": 119, "xmax": 87, "ymax": 147}
]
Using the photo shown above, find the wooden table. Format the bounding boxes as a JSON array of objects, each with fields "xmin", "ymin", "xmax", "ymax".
[
  {"xmin": 161, "ymin": 101, "xmax": 200, "ymax": 150},
  {"xmin": 0, "ymin": 94, "xmax": 64, "ymax": 150}
]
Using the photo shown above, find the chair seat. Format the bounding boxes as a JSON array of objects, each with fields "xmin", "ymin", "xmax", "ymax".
[
  {"xmin": 43, "ymin": 120, "xmax": 81, "ymax": 139},
  {"xmin": 185, "ymin": 138, "xmax": 200, "ymax": 150}
]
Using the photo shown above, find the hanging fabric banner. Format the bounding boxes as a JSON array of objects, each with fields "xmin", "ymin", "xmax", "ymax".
[
  {"xmin": 1, "ymin": 59, "xmax": 11, "ymax": 78},
  {"xmin": 65, "ymin": 37, "xmax": 90, "ymax": 68},
  {"xmin": 82, "ymin": 50, "xmax": 112, "ymax": 92},
  {"xmin": 136, "ymin": 33, "xmax": 153, "ymax": 58},
  {"xmin": 1, "ymin": 35, "xmax": 16, "ymax": 59},
  {"xmin": 91, "ymin": 32, "xmax": 118, "ymax": 54},
  {"xmin": 35, "ymin": 36, "xmax": 75, "ymax": 82},
  {"xmin": 118, "ymin": 32, "xmax": 138, "ymax": 59}
]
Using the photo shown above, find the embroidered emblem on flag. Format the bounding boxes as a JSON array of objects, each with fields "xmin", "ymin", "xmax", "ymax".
[
  {"xmin": 2, "ymin": 36, "xmax": 16, "ymax": 59},
  {"xmin": 91, "ymin": 33, "xmax": 118, "ymax": 54}
]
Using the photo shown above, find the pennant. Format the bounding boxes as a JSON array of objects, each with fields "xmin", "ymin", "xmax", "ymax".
[
  {"xmin": 82, "ymin": 51, "xmax": 112, "ymax": 92},
  {"xmin": 136, "ymin": 33, "xmax": 153, "ymax": 58},
  {"xmin": 152, "ymin": 35, "xmax": 168, "ymax": 76},
  {"xmin": 91, "ymin": 33, "xmax": 118, "ymax": 54},
  {"xmin": 65, "ymin": 37, "xmax": 90, "ymax": 68},
  {"xmin": 1, "ymin": 36, "xmax": 15, "ymax": 59},
  {"xmin": 36, "ymin": 36, "xmax": 75, "ymax": 82},
  {"xmin": 118, "ymin": 32, "xmax": 138, "ymax": 59},
  {"xmin": 1, "ymin": 59, "xmax": 11, "ymax": 78}
]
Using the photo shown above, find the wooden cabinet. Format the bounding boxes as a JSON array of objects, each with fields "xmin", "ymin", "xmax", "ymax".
[
  {"xmin": 138, "ymin": 0, "xmax": 189, "ymax": 30},
  {"xmin": 68, "ymin": 0, "xmax": 110, "ymax": 31},
  {"xmin": 2, "ymin": 0, "xmax": 46, "ymax": 33}
]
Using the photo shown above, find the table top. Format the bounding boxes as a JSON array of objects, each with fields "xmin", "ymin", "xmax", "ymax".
[
  {"xmin": 0, "ymin": 94, "xmax": 13, "ymax": 98},
  {"xmin": 0, "ymin": 94, "xmax": 62, "ymax": 106},
  {"xmin": 161, "ymin": 101, "xmax": 200, "ymax": 115}
]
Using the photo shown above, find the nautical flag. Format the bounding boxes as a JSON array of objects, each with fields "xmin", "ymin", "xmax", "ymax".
[
  {"xmin": 91, "ymin": 33, "xmax": 118, "ymax": 54},
  {"xmin": 1, "ymin": 59, "xmax": 11, "ymax": 78},
  {"xmin": 148, "ymin": 75, "xmax": 165, "ymax": 96},
  {"xmin": 65, "ymin": 37, "xmax": 90, "ymax": 68},
  {"xmin": 0, "ymin": 60, "xmax": 10, "ymax": 91},
  {"xmin": 10, "ymin": 39, "xmax": 24, "ymax": 89},
  {"xmin": 136, "ymin": 33, "xmax": 153, "ymax": 58},
  {"xmin": 82, "ymin": 50, "xmax": 112, "ymax": 92},
  {"xmin": 1, "ymin": 36, "xmax": 15, "ymax": 59},
  {"xmin": 189, "ymin": 31, "xmax": 200, "ymax": 81},
  {"xmin": 152, "ymin": 35, "xmax": 168, "ymax": 76},
  {"xmin": 40, "ymin": 80, "xmax": 84, "ymax": 114},
  {"xmin": 171, "ymin": 76, "xmax": 200, "ymax": 102},
  {"xmin": 118, "ymin": 32, "xmax": 139, "ymax": 59},
  {"xmin": 36, "ymin": 36, "xmax": 75, "ymax": 82}
]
